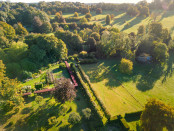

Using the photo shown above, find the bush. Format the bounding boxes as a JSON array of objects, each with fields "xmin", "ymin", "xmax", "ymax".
[
  {"xmin": 79, "ymin": 59, "xmax": 98, "ymax": 64},
  {"xmin": 85, "ymin": 13, "xmax": 92, "ymax": 19},
  {"xmin": 96, "ymin": 8, "xmax": 102, "ymax": 14},
  {"xmin": 74, "ymin": 12, "xmax": 79, "ymax": 17},
  {"xmin": 58, "ymin": 105, "xmax": 69, "ymax": 115},
  {"xmin": 35, "ymin": 96, "xmax": 43, "ymax": 104},
  {"xmin": 59, "ymin": 62, "xmax": 66, "ymax": 69},
  {"xmin": 119, "ymin": 58, "xmax": 133, "ymax": 74},
  {"xmin": 90, "ymin": 32, "xmax": 100, "ymax": 41},
  {"xmin": 68, "ymin": 112, "xmax": 81, "ymax": 124},
  {"xmin": 106, "ymin": 15, "xmax": 111, "ymax": 25},
  {"xmin": 82, "ymin": 108, "xmax": 91, "ymax": 119},
  {"xmin": 48, "ymin": 116, "xmax": 57, "ymax": 126},
  {"xmin": 1, "ymin": 100, "xmax": 14, "ymax": 112}
]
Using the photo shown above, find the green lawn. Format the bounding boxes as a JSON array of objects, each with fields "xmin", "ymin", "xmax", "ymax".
[
  {"xmin": 58, "ymin": 10, "xmax": 174, "ymax": 36},
  {"xmin": 81, "ymin": 54, "xmax": 174, "ymax": 117}
]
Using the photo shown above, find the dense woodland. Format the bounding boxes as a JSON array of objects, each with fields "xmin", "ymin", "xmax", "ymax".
[{"xmin": 0, "ymin": 0, "xmax": 174, "ymax": 131}]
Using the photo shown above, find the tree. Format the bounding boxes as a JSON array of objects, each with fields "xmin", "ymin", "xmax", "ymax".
[
  {"xmin": 137, "ymin": 25, "xmax": 146, "ymax": 35},
  {"xmin": 149, "ymin": 22, "xmax": 163, "ymax": 38},
  {"xmin": 52, "ymin": 78, "xmax": 76, "ymax": 103},
  {"xmin": 85, "ymin": 13, "xmax": 92, "ymax": 19},
  {"xmin": 80, "ymin": 17, "xmax": 88, "ymax": 24},
  {"xmin": 127, "ymin": 6, "xmax": 139, "ymax": 16},
  {"xmin": 68, "ymin": 112, "xmax": 81, "ymax": 124},
  {"xmin": 153, "ymin": 42, "xmax": 169, "ymax": 62},
  {"xmin": 119, "ymin": 58, "xmax": 133, "ymax": 74},
  {"xmin": 54, "ymin": 15, "xmax": 66, "ymax": 23},
  {"xmin": 82, "ymin": 108, "xmax": 91, "ymax": 119},
  {"xmin": 14, "ymin": 23, "xmax": 28, "ymax": 36},
  {"xmin": 141, "ymin": 98, "xmax": 174, "ymax": 131},
  {"xmin": 41, "ymin": 22, "xmax": 53, "ymax": 33},
  {"xmin": 52, "ymin": 22, "xmax": 59, "ymax": 32},
  {"xmin": 139, "ymin": 6, "xmax": 150, "ymax": 17},
  {"xmin": 0, "ymin": 36, "xmax": 9, "ymax": 49},
  {"xmin": 0, "ymin": 21, "xmax": 16, "ymax": 39},
  {"xmin": 0, "ymin": 60, "xmax": 23, "ymax": 111},
  {"xmin": 90, "ymin": 32, "xmax": 100, "ymax": 41},
  {"xmin": 74, "ymin": 12, "xmax": 79, "ymax": 17},
  {"xmin": 106, "ymin": 15, "xmax": 111, "ymax": 25},
  {"xmin": 86, "ymin": 37, "xmax": 97, "ymax": 52},
  {"xmin": 33, "ymin": 16, "xmax": 43, "ymax": 33},
  {"xmin": 96, "ymin": 8, "xmax": 102, "ymax": 14}
]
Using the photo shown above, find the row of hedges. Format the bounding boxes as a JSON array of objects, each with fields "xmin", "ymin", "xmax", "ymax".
[
  {"xmin": 78, "ymin": 23, "xmax": 95, "ymax": 29},
  {"xmin": 77, "ymin": 64, "xmax": 111, "ymax": 119},
  {"xmin": 71, "ymin": 63, "xmax": 104, "ymax": 124},
  {"xmin": 79, "ymin": 58, "xmax": 98, "ymax": 64},
  {"xmin": 65, "ymin": 17, "xmax": 81, "ymax": 22},
  {"xmin": 59, "ymin": 23, "xmax": 77, "ymax": 30}
]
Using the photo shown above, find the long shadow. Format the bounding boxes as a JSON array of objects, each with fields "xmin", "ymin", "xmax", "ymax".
[
  {"xmin": 52, "ymin": 68, "xmax": 70, "ymax": 79},
  {"xmin": 162, "ymin": 53, "xmax": 174, "ymax": 83},
  {"xmin": 160, "ymin": 10, "xmax": 174, "ymax": 21},
  {"xmin": 121, "ymin": 16, "xmax": 145, "ymax": 31},
  {"xmin": 112, "ymin": 13, "xmax": 133, "ymax": 26},
  {"xmin": 136, "ymin": 63, "xmax": 164, "ymax": 91}
]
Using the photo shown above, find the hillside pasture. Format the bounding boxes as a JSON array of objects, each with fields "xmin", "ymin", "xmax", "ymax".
[
  {"xmin": 81, "ymin": 54, "xmax": 174, "ymax": 117},
  {"xmin": 57, "ymin": 10, "xmax": 174, "ymax": 35}
]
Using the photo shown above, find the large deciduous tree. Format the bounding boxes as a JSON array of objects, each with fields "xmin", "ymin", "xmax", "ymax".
[
  {"xmin": 141, "ymin": 98, "xmax": 174, "ymax": 131},
  {"xmin": 52, "ymin": 78, "xmax": 76, "ymax": 103}
]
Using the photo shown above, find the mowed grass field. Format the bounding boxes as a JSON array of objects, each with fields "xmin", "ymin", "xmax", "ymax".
[
  {"xmin": 59, "ymin": 10, "xmax": 174, "ymax": 36},
  {"xmin": 81, "ymin": 54, "xmax": 174, "ymax": 117}
]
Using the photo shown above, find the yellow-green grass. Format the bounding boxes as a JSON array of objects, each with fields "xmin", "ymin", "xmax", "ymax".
[
  {"xmin": 58, "ymin": 10, "xmax": 174, "ymax": 36},
  {"xmin": 21, "ymin": 64, "xmax": 70, "ymax": 89},
  {"xmin": 81, "ymin": 54, "xmax": 174, "ymax": 117},
  {"xmin": 0, "ymin": 89, "xmax": 90, "ymax": 131}
]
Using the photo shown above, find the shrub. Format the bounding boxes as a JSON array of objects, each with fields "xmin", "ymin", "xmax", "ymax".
[
  {"xmin": 119, "ymin": 58, "xmax": 133, "ymax": 74},
  {"xmin": 1, "ymin": 100, "xmax": 14, "ymax": 112},
  {"xmin": 58, "ymin": 105, "xmax": 69, "ymax": 115},
  {"xmin": 82, "ymin": 108, "xmax": 91, "ymax": 119},
  {"xmin": 106, "ymin": 15, "xmax": 111, "ymax": 25},
  {"xmin": 79, "ymin": 59, "xmax": 98, "ymax": 64},
  {"xmin": 79, "ymin": 51, "xmax": 88, "ymax": 58},
  {"xmin": 74, "ymin": 12, "xmax": 79, "ymax": 17},
  {"xmin": 68, "ymin": 112, "xmax": 81, "ymax": 124},
  {"xmin": 35, "ymin": 96, "xmax": 43, "ymax": 104},
  {"xmin": 85, "ymin": 13, "xmax": 92, "ymax": 19},
  {"xmin": 90, "ymin": 32, "xmax": 100, "ymax": 41},
  {"xmin": 80, "ymin": 17, "xmax": 88, "ymax": 24},
  {"xmin": 48, "ymin": 116, "xmax": 57, "ymax": 126},
  {"xmin": 59, "ymin": 62, "xmax": 66, "ymax": 69}
]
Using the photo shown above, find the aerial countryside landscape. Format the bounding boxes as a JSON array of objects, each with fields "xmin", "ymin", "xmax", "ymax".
[{"xmin": 0, "ymin": 0, "xmax": 174, "ymax": 130}]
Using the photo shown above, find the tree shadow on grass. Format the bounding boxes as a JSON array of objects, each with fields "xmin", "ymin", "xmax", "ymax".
[
  {"xmin": 112, "ymin": 13, "xmax": 133, "ymax": 26},
  {"xmin": 160, "ymin": 10, "xmax": 174, "ymax": 21},
  {"xmin": 162, "ymin": 53, "xmax": 174, "ymax": 83},
  {"xmin": 121, "ymin": 16, "xmax": 145, "ymax": 31},
  {"xmin": 136, "ymin": 63, "xmax": 164, "ymax": 91},
  {"xmin": 52, "ymin": 68, "xmax": 70, "ymax": 79}
]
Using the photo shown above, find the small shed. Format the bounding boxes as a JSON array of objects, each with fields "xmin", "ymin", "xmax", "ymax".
[{"xmin": 136, "ymin": 53, "xmax": 152, "ymax": 63}]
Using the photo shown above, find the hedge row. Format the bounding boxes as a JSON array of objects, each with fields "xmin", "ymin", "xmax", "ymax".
[
  {"xmin": 120, "ymin": 118, "xmax": 130, "ymax": 131},
  {"xmin": 125, "ymin": 110, "xmax": 143, "ymax": 118},
  {"xmin": 71, "ymin": 63, "xmax": 104, "ymax": 123},
  {"xmin": 77, "ymin": 64, "xmax": 111, "ymax": 119},
  {"xmin": 65, "ymin": 17, "xmax": 81, "ymax": 22},
  {"xmin": 78, "ymin": 23, "xmax": 95, "ymax": 29},
  {"xmin": 79, "ymin": 59, "xmax": 98, "ymax": 64}
]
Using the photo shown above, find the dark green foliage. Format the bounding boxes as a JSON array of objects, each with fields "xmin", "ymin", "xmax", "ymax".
[
  {"xmin": 120, "ymin": 118, "xmax": 130, "ymax": 131},
  {"xmin": 68, "ymin": 112, "xmax": 81, "ymax": 124},
  {"xmin": 41, "ymin": 22, "xmax": 53, "ymax": 33},
  {"xmin": 85, "ymin": 13, "xmax": 92, "ymax": 19},
  {"xmin": 14, "ymin": 23, "xmax": 28, "ymax": 36},
  {"xmin": 126, "ymin": 6, "xmax": 139, "ymax": 16},
  {"xmin": 105, "ymin": 15, "xmax": 111, "ymax": 25},
  {"xmin": 137, "ymin": 25, "xmax": 145, "ymax": 35},
  {"xmin": 79, "ymin": 59, "xmax": 98, "ymax": 64},
  {"xmin": 55, "ymin": 30, "xmax": 83, "ymax": 53},
  {"xmin": 125, "ymin": 111, "xmax": 142, "ymax": 118},
  {"xmin": 35, "ymin": 82, "xmax": 43, "ymax": 90},
  {"xmin": 85, "ymin": 37, "xmax": 97, "ymax": 52},
  {"xmin": 139, "ymin": 6, "xmax": 150, "ymax": 17}
]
